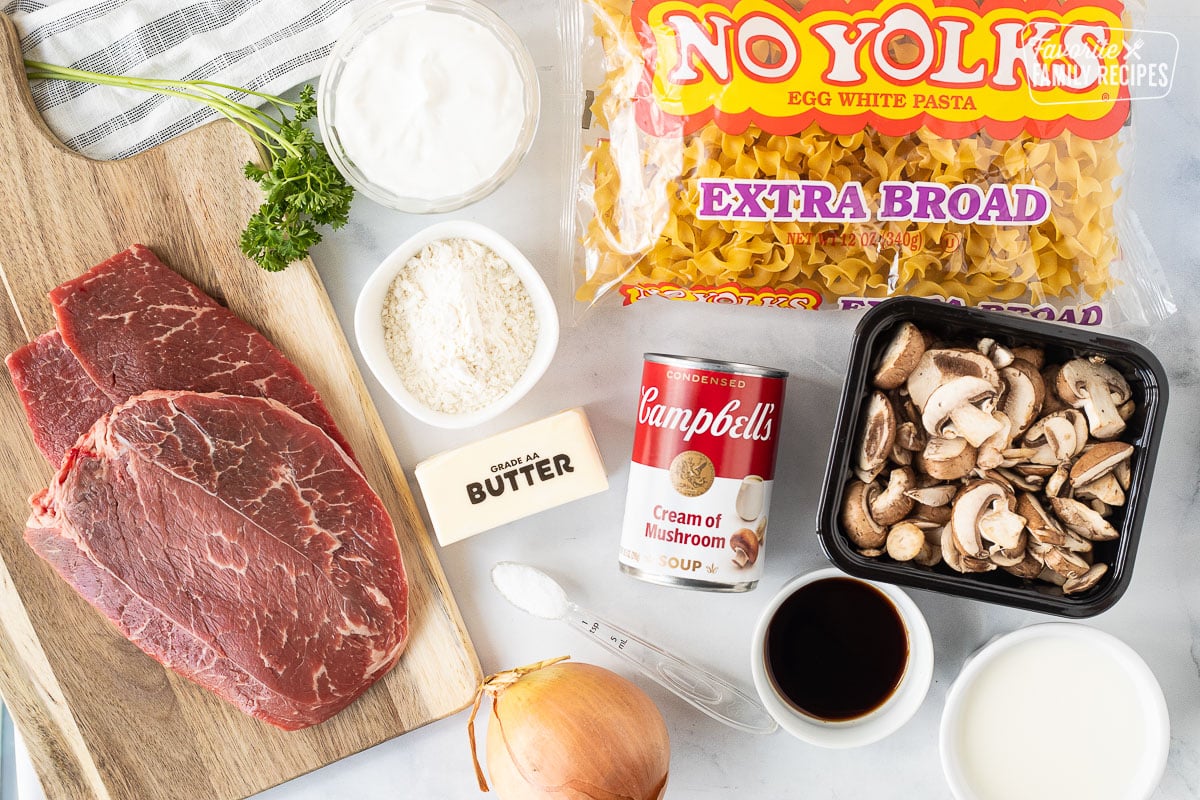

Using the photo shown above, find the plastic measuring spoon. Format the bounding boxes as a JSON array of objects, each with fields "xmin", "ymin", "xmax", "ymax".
[{"xmin": 490, "ymin": 561, "xmax": 777, "ymax": 735}]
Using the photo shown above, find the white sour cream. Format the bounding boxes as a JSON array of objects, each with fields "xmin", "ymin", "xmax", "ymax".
[
  {"xmin": 950, "ymin": 634, "xmax": 1159, "ymax": 800},
  {"xmin": 333, "ymin": 9, "xmax": 526, "ymax": 200}
]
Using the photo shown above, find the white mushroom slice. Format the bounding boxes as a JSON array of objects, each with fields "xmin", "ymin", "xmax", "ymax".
[
  {"xmin": 1063, "ymin": 563, "xmax": 1109, "ymax": 595},
  {"xmin": 857, "ymin": 548, "xmax": 885, "ymax": 558},
  {"xmin": 979, "ymin": 505, "xmax": 1026, "ymax": 550},
  {"xmin": 1048, "ymin": 496, "xmax": 1120, "ymax": 542},
  {"xmin": 1119, "ymin": 399, "xmax": 1136, "ymax": 422},
  {"xmin": 1089, "ymin": 499, "xmax": 1113, "ymax": 517},
  {"xmin": 891, "ymin": 443, "xmax": 913, "ymax": 467},
  {"xmin": 1017, "ymin": 492, "xmax": 1068, "ymax": 547},
  {"xmin": 1024, "ymin": 409, "xmax": 1089, "ymax": 463},
  {"xmin": 1000, "ymin": 361, "xmax": 1045, "ymax": 436},
  {"xmin": 922, "ymin": 377, "xmax": 1002, "ymax": 447},
  {"xmin": 1075, "ymin": 473, "xmax": 1126, "ymax": 507},
  {"xmin": 886, "ymin": 522, "xmax": 926, "ymax": 562},
  {"xmin": 977, "ymin": 338, "xmax": 1014, "ymax": 368},
  {"xmin": 988, "ymin": 536, "xmax": 1028, "ymax": 568},
  {"xmin": 951, "ymin": 481, "xmax": 1009, "ymax": 558},
  {"xmin": 1045, "ymin": 463, "xmax": 1071, "ymax": 498},
  {"xmin": 855, "ymin": 391, "xmax": 897, "ymax": 482},
  {"xmin": 914, "ymin": 541, "xmax": 943, "ymax": 568},
  {"xmin": 1114, "ymin": 459, "xmax": 1132, "ymax": 491},
  {"xmin": 1056, "ymin": 359, "xmax": 1132, "ymax": 440},
  {"xmin": 940, "ymin": 525, "xmax": 994, "ymax": 573},
  {"xmin": 907, "ymin": 348, "xmax": 1001, "ymax": 410},
  {"xmin": 874, "ymin": 321, "xmax": 927, "ymax": 390},
  {"xmin": 904, "ymin": 484, "xmax": 957, "ymax": 507},
  {"xmin": 896, "ymin": 421, "xmax": 924, "ymax": 451},
  {"xmin": 977, "ymin": 412, "xmax": 1014, "ymax": 469},
  {"xmin": 842, "ymin": 480, "xmax": 888, "ymax": 549},
  {"xmin": 996, "ymin": 468, "xmax": 1043, "ymax": 492},
  {"xmin": 1069, "ymin": 441, "xmax": 1134, "ymax": 487},
  {"xmin": 1002, "ymin": 550, "xmax": 1045, "ymax": 580},
  {"xmin": 870, "ymin": 467, "xmax": 917, "ymax": 526},
  {"xmin": 911, "ymin": 502, "xmax": 953, "ymax": 526},
  {"xmin": 1043, "ymin": 546, "xmax": 1090, "ymax": 580},
  {"xmin": 918, "ymin": 437, "xmax": 978, "ymax": 481},
  {"xmin": 1038, "ymin": 566, "xmax": 1068, "ymax": 586}
]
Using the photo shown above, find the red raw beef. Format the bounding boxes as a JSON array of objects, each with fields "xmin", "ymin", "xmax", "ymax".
[
  {"xmin": 49, "ymin": 244, "xmax": 354, "ymax": 460},
  {"xmin": 5, "ymin": 331, "xmax": 112, "ymax": 466},
  {"xmin": 27, "ymin": 391, "xmax": 408, "ymax": 730}
]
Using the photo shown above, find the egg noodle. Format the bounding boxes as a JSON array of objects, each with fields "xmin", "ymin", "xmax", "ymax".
[{"xmin": 567, "ymin": 0, "xmax": 1171, "ymax": 323}]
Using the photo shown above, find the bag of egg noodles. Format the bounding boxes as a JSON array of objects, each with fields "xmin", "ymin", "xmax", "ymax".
[{"xmin": 559, "ymin": 0, "xmax": 1176, "ymax": 325}]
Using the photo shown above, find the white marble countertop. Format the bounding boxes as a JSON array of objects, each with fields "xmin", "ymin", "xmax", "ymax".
[{"xmin": 5, "ymin": 1, "xmax": 1200, "ymax": 798}]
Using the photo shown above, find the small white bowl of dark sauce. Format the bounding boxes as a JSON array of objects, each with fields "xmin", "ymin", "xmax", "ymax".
[{"xmin": 750, "ymin": 567, "xmax": 933, "ymax": 748}]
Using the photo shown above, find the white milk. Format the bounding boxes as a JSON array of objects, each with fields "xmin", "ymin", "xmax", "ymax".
[
  {"xmin": 952, "ymin": 635, "xmax": 1149, "ymax": 800},
  {"xmin": 333, "ymin": 10, "xmax": 525, "ymax": 200}
]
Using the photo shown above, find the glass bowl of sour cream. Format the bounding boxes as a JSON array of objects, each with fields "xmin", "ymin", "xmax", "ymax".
[{"xmin": 318, "ymin": 0, "xmax": 540, "ymax": 213}]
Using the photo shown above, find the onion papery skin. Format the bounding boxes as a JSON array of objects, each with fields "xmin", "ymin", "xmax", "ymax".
[{"xmin": 485, "ymin": 662, "xmax": 670, "ymax": 800}]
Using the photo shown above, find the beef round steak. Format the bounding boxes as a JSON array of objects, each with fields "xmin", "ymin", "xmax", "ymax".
[
  {"xmin": 5, "ymin": 330, "xmax": 112, "ymax": 467},
  {"xmin": 27, "ymin": 391, "xmax": 409, "ymax": 730},
  {"xmin": 49, "ymin": 244, "xmax": 355, "ymax": 460}
]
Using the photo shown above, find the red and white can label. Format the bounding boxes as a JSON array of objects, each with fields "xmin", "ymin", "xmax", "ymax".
[{"xmin": 620, "ymin": 356, "xmax": 786, "ymax": 589}]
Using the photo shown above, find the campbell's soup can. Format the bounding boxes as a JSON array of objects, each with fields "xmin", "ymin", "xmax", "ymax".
[{"xmin": 619, "ymin": 354, "xmax": 788, "ymax": 592}]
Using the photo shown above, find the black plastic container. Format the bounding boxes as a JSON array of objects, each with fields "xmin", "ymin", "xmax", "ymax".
[{"xmin": 816, "ymin": 298, "xmax": 1169, "ymax": 617}]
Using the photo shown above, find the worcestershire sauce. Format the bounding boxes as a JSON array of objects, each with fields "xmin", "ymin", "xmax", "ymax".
[{"xmin": 765, "ymin": 578, "xmax": 908, "ymax": 721}]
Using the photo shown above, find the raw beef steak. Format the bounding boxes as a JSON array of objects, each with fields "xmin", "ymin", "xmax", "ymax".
[
  {"xmin": 49, "ymin": 244, "xmax": 354, "ymax": 460},
  {"xmin": 27, "ymin": 391, "xmax": 408, "ymax": 730},
  {"xmin": 5, "ymin": 331, "xmax": 112, "ymax": 466}
]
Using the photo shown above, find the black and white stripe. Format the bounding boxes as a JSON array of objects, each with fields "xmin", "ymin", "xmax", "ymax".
[{"xmin": 7, "ymin": 0, "xmax": 359, "ymax": 159}]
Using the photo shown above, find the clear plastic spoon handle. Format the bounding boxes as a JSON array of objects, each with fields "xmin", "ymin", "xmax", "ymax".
[{"xmin": 563, "ymin": 601, "xmax": 778, "ymax": 735}]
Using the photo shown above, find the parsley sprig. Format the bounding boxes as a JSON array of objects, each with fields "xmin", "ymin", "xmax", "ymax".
[{"xmin": 25, "ymin": 61, "xmax": 353, "ymax": 272}]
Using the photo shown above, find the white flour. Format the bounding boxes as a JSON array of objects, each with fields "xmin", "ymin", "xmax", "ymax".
[{"xmin": 383, "ymin": 238, "xmax": 537, "ymax": 414}]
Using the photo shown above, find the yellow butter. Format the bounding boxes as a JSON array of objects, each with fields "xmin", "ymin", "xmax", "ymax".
[{"xmin": 415, "ymin": 408, "xmax": 609, "ymax": 545}]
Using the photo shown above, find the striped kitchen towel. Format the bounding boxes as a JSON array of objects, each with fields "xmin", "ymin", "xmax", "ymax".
[{"xmin": 1, "ymin": 0, "xmax": 361, "ymax": 159}]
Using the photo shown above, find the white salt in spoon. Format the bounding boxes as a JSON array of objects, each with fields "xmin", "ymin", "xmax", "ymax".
[{"xmin": 491, "ymin": 561, "xmax": 777, "ymax": 735}]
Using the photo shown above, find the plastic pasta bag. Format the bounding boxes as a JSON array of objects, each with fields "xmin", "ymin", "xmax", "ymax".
[{"xmin": 561, "ymin": 0, "xmax": 1175, "ymax": 325}]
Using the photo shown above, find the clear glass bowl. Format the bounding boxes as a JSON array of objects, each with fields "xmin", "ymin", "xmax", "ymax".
[{"xmin": 317, "ymin": 0, "xmax": 540, "ymax": 213}]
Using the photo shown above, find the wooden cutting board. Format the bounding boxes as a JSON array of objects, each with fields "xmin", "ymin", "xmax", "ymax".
[{"xmin": 0, "ymin": 15, "xmax": 481, "ymax": 800}]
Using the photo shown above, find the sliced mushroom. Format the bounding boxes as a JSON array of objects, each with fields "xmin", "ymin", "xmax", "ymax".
[
  {"xmin": 1063, "ymin": 563, "xmax": 1108, "ymax": 595},
  {"xmin": 1114, "ymin": 459, "xmax": 1132, "ymax": 491},
  {"xmin": 911, "ymin": 502, "xmax": 954, "ymax": 526},
  {"xmin": 1044, "ymin": 546, "xmax": 1090, "ymax": 580},
  {"xmin": 913, "ymin": 526, "xmax": 944, "ymax": 567},
  {"xmin": 951, "ymin": 481, "xmax": 1016, "ymax": 558},
  {"xmin": 1003, "ymin": 550, "xmax": 1045, "ymax": 580},
  {"xmin": 907, "ymin": 349, "xmax": 1001, "ymax": 410},
  {"xmin": 1056, "ymin": 359, "xmax": 1132, "ymax": 440},
  {"xmin": 1048, "ymin": 496, "xmax": 1119, "ymax": 541},
  {"xmin": 896, "ymin": 421, "xmax": 924, "ymax": 452},
  {"xmin": 922, "ymin": 376, "xmax": 1003, "ymax": 446},
  {"xmin": 999, "ymin": 360, "xmax": 1045, "ymax": 436},
  {"xmin": 842, "ymin": 481, "xmax": 887, "ymax": 549},
  {"xmin": 1070, "ymin": 441, "xmax": 1134, "ymax": 487},
  {"xmin": 978, "ymin": 338, "xmax": 1015, "ymax": 368},
  {"xmin": 870, "ymin": 467, "xmax": 917, "ymax": 525},
  {"xmin": 886, "ymin": 521, "xmax": 926, "ymax": 562},
  {"xmin": 904, "ymin": 484, "xmax": 957, "ymax": 507},
  {"xmin": 918, "ymin": 436, "xmax": 978, "ymax": 481},
  {"xmin": 855, "ymin": 391, "xmax": 897, "ymax": 482},
  {"xmin": 977, "ymin": 412, "xmax": 1014, "ymax": 469},
  {"xmin": 941, "ymin": 525, "xmax": 995, "ymax": 573},
  {"xmin": 874, "ymin": 321, "xmax": 926, "ymax": 389},
  {"xmin": 1024, "ymin": 409, "xmax": 1089, "ymax": 464},
  {"xmin": 857, "ymin": 548, "xmax": 885, "ymax": 558},
  {"xmin": 1075, "ymin": 473, "xmax": 1126, "ymax": 507},
  {"xmin": 1040, "ymin": 364, "xmax": 1067, "ymax": 414}
]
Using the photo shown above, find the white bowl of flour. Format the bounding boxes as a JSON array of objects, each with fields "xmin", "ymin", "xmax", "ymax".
[{"xmin": 355, "ymin": 220, "xmax": 558, "ymax": 428}]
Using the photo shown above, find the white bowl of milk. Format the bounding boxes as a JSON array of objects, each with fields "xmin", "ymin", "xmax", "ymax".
[{"xmin": 940, "ymin": 623, "xmax": 1169, "ymax": 800}]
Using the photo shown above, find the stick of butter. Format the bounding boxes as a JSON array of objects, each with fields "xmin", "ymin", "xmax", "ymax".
[{"xmin": 415, "ymin": 408, "xmax": 609, "ymax": 545}]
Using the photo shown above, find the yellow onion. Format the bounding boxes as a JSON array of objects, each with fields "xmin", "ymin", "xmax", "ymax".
[{"xmin": 468, "ymin": 656, "xmax": 670, "ymax": 799}]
